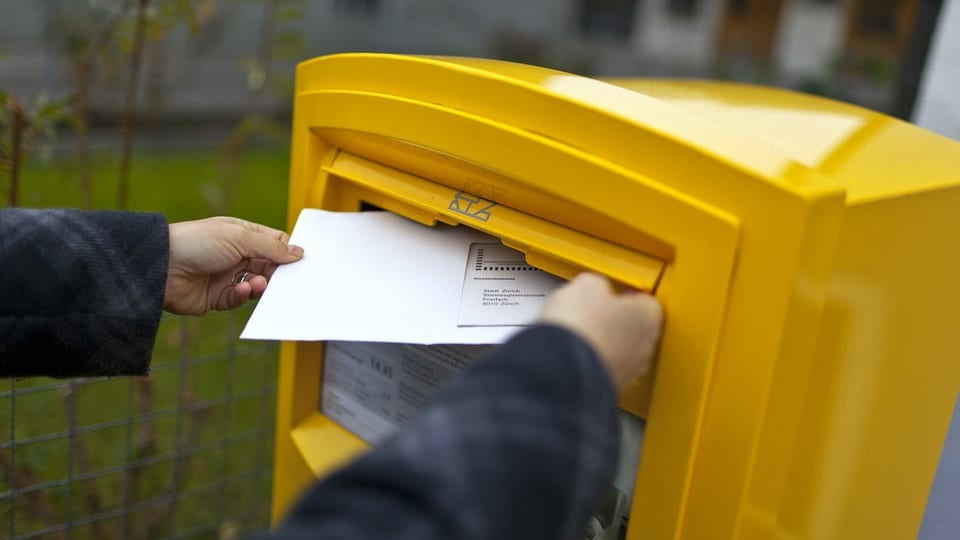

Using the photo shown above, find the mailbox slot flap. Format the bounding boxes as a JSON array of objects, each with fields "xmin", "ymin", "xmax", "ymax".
[{"xmin": 322, "ymin": 151, "xmax": 666, "ymax": 292}]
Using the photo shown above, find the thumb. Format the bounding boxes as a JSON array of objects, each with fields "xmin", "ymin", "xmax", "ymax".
[{"xmin": 234, "ymin": 228, "xmax": 305, "ymax": 263}]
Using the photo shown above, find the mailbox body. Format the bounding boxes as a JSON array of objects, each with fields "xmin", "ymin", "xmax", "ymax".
[{"xmin": 271, "ymin": 54, "xmax": 960, "ymax": 540}]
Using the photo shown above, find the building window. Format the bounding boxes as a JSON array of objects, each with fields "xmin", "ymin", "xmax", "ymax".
[
  {"xmin": 717, "ymin": 0, "xmax": 786, "ymax": 62},
  {"xmin": 730, "ymin": 0, "xmax": 750, "ymax": 16},
  {"xmin": 844, "ymin": 0, "xmax": 917, "ymax": 59},
  {"xmin": 578, "ymin": 0, "xmax": 638, "ymax": 41},
  {"xmin": 855, "ymin": 0, "xmax": 898, "ymax": 38},
  {"xmin": 668, "ymin": 0, "xmax": 698, "ymax": 17}
]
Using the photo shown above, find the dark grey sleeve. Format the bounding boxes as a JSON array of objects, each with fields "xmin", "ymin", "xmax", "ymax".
[
  {"xmin": 271, "ymin": 325, "xmax": 620, "ymax": 540},
  {"xmin": 0, "ymin": 208, "xmax": 169, "ymax": 378}
]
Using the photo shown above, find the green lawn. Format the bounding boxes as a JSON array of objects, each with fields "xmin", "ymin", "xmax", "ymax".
[
  {"xmin": 14, "ymin": 148, "xmax": 291, "ymax": 226},
  {"xmin": 2, "ymin": 147, "xmax": 292, "ymax": 539}
]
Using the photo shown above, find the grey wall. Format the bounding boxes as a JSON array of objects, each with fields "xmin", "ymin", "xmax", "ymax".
[{"xmin": 914, "ymin": 0, "xmax": 960, "ymax": 140}]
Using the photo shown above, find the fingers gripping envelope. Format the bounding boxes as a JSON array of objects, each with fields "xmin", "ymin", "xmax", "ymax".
[{"xmin": 240, "ymin": 209, "xmax": 564, "ymax": 345}]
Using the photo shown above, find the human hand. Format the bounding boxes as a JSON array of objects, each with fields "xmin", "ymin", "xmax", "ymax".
[
  {"xmin": 164, "ymin": 217, "xmax": 303, "ymax": 316},
  {"xmin": 538, "ymin": 273, "xmax": 663, "ymax": 392}
]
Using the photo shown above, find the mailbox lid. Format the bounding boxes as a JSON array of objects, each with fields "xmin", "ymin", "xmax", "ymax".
[
  {"xmin": 604, "ymin": 79, "xmax": 960, "ymax": 204},
  {"xmin": 299, "ymin": 53, "xmax": 960, "ymax": 208}
]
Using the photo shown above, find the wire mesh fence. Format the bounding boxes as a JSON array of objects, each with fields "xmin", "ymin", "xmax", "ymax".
[{"xmin": 1, "ymin": 309, "xmax": 278, "ymax": 539}]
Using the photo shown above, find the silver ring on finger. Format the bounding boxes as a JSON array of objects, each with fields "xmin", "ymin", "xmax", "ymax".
[{"xmin": 231, "ymin": 270, "xmax": 253, "ymax": 286}]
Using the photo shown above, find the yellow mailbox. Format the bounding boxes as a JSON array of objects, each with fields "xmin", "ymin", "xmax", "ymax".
[{"xmin": 271, "ymin": 53, "xmax": 960, "ymax": 539}]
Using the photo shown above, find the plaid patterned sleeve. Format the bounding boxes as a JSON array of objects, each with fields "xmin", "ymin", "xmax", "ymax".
[
  {"xmin": 0, "ymin": 208, "xmax": 169, "ymax": 378},
  {"xmin": 274, "ymin": 325, "xmax": 620, "ymax": 540}
]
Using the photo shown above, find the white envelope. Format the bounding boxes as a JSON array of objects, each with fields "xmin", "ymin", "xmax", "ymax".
[{"xmin": 240, "ymin": 209, "xmax": 562, "ymax": 345}]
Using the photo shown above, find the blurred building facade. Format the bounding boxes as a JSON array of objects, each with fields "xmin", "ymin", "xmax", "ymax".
[{"xmin": 0, "ymin": 0, "xmax": 924, "ymax": 119}]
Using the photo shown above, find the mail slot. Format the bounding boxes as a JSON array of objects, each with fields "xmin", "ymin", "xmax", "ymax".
[{"xmin": 270, "ymin": 53, "xmax": 960, "ymax": 539}]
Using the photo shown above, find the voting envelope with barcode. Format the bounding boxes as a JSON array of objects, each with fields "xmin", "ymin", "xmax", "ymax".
[
  {"xmin": 457, "ymin": 243, "xmax": 563, "ymax": 326},
  {"xmin": 241, "ymin": 209, "xmax": 566, "ymax": 344}
]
